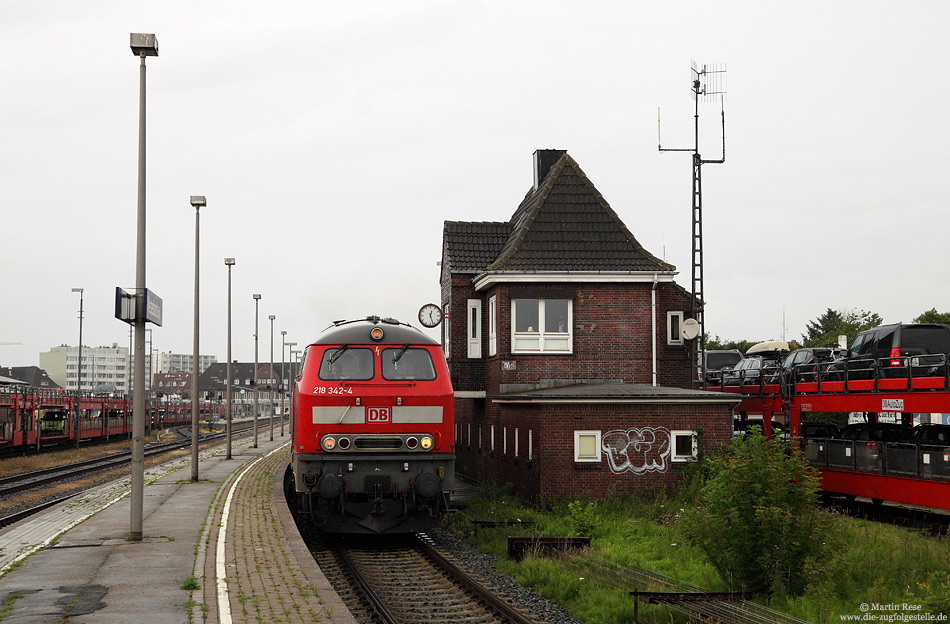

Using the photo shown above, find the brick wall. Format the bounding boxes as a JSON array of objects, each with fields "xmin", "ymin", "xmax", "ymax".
[
  {"xmin": 446, "ymin": 280, "xmax": 695, "ymax": 394},
  {"xmin": 453, "ymin": 400, "xmax": 732, "ymax": 500}
]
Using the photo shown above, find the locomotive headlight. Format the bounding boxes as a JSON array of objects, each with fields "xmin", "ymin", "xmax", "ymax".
[
  {"xmin": 322, "ymin": 436, "xmax": 336, "ymax": 451},
  {"xmin": 370, "ymin": 327, "xmax": 384, "ymax": 341},
  {"xmin": 420, "ymin": 436, "xmax": 434, "ymax": 450}
]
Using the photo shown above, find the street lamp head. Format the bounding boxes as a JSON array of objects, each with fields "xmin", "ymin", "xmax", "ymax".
[
  {"xmin": 71, "ymin": 288, "xmax": 84, "ymax": 294},
  {"xmin": 224, "ymin": 257, "xmax": 235, "ymax": 266},
  {"xmin": 281, "ymin": 330, "xmax": 287, "ymax": 337},
  {"xmin": 253, "ymin": 294, "xmax": 261, "ymax": 301},
  {"xmin": 130, "ymin": 33, "xmax": 159, "ymax": 57},
  {"xmin": 269, "ymin": 315, "xmax": 275, "ymax": 321},
  {"xmin": 190, "ymin": 195, "xmax": 206, "ymax": 208}
]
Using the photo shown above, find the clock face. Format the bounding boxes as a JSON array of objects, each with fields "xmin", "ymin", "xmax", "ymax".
[{"xmin": 418, "ymin": 303, "xmax": 442, "ymax": 328}]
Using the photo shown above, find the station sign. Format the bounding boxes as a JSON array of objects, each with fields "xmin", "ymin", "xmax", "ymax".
[
  {"xmin": 114, "ymin": 287, "xmax": 163, "ymax": 326},
  {"xmin": 115, "ymin": 288, "xmax": 135, "ymax": 323},
  {"xmin": 142, "ymin": 289, "xmax": 163, "ymax": 326}
]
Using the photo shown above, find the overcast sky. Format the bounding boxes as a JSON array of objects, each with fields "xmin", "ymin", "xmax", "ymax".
[{"xmin": 2, "ymin": 1, "xmax": 948, "ymax": 367}]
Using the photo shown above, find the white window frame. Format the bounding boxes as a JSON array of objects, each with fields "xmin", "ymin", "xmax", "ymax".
[
  {"xmin": 467, "ymin": 299, "xmax": 482, "ymax": 359},
  {"xmin": 488, "ymin": 296, "xmax": 497, "ymax": 356},
  {"xmin": 573, "ymin": 430, "xmax": 602, "ymax": 463},
  {"xmin": 443, "ymin": 303, "xmax": 451, "ymax": 359},
  {"xmin": 511, "ymin": 298, "xmax": 573, "ymax": 354},
  {"xmin": 668, "ymin": 311, "xmax": 684, "ymax": 345},
  {"xmin": 671, "ymin": 430, "xmax": 699, "ymax": 462}
]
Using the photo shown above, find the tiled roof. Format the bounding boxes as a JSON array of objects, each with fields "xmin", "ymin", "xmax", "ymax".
[
  {"xmin": 0, "ymin": 366, "xmax": 60, "ymax": 390},
  {"xmin": 494, "ymin": 382, "xmax": 740, "ymax": 403},
  {"xmin": 442, "ymin": 221, "xmax": 511, "ymax": 273},
  {"xmin": 443, "ymin": 151, "xmax": 674, "ymax": 276},
  {"xmin": 491, "ymin": 153, "xmax": 673, "ymax": 272}
]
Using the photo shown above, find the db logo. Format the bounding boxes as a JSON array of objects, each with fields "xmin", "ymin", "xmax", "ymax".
[{"xmin": 367, "ymin": 407, "xmax": 391, "ymax": 423}]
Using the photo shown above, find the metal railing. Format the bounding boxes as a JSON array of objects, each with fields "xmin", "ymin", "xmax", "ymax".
[{"xmin": 803, "ymin": 437, "xmax": 950, "ymax": 481}]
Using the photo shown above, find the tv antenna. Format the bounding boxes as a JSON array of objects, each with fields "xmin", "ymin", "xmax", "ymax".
[{"xmin": 658, "ymin": 61, "xmax": 726, "ymax": 385}]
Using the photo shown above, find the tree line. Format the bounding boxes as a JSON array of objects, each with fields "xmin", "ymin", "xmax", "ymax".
[{"xmin": 706, "ymin": 307, "xmax": 950, "ymax": 353}]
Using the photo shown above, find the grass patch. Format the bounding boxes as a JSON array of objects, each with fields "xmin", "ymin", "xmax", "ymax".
[{"xmin": 451, "ymin": 489, "xmax": 950, "ymax": 623}]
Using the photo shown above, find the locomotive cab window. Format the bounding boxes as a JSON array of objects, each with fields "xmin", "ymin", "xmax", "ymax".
[
  {"xmin": 318, "ymin": 347, "xmax": 374, "ymax": 381},
  {"xmin": 381, "ymin": 347, "xmax": 437, "ymax": 381}
]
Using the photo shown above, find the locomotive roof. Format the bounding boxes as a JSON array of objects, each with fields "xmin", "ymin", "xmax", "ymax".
[{"xmin": 311, "ymin": 317, "xmax": 438, "ymax": 346}]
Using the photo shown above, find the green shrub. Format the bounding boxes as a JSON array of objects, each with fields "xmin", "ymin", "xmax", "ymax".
[
  {"xmin": 682, "ymin": 428, "xmax": 828, "ymax": 596},
  {"xmin": 567, "ymin": 500, "xmax": 598, "ymax": 537}
]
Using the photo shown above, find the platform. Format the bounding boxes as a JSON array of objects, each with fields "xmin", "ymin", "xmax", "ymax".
[{"xmin": 0, "ymin": 435, "xmax": 356, "ymax": 623}]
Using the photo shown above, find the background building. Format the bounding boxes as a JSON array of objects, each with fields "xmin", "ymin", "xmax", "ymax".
[
  {"xmin": 152, "ymin": 351, "xmax": 217, "ymax": 377},
  {"xmin": 38, "ymin": 346, "xmax": 217, "ymax": 395},
  {"xmin": 40, "ymin": 344, "xmax": 129, "ymax": 393}
]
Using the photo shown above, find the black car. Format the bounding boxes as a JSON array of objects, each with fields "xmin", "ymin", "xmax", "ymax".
[
  {"xmin": 835, "ymin": 422, "xmax": 910, "ymax": 443},
  {"xmin": 800, "ymin": 422, "xmax": 839, "ymax": 438},
  {"xmin": 704, "ymin": 349, "xmax": 743, "ymax": 383},
  {"xmin": 780, "ymin": 347, "xmax": 846, "ymax": 383},
  {"xmin": 721, "ymin": 352, "xmax": 786, "ymax": 385},
  {"xmin": 900, "ymin": 424, "xmax": 950, "ymax": 446},
  {"xmin": 830, "ymin": 323, "xmax": 950, "ymax": 380}
]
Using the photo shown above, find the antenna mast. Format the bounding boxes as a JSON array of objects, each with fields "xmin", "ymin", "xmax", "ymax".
[{"xmin": 659, "ymin": 61, "xmax": 726, "ymax": 386}]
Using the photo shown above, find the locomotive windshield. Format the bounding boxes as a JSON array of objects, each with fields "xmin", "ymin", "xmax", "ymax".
[
  {"xmin": 318, "ymin": 347, "xmax": 374, "ymax": 380},
  {"xmin": 381, "ymin": 348, "xmax": 437, "ymax": 381}
]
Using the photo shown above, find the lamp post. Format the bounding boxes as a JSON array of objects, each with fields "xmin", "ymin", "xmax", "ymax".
[
  {"xmin": 285, "ymin": 341, "xmax": 297, "ymax": 436},
  {"xmin": 189, "ymin": 195, "xmax": 206, "ymax": 480},
  {"xmin": 280, "ymin": 331, "xmax": 287, "ymax": 436},
  {"xmin": 252, "ymin": 293, "xmax": 261, "ymax": 448},
  {"xmin": 71, "ymin": 288, "xmax": 84, "ymax": 449},
  {"xmin": 225, "ymin": 258, "xmax": 235, "ymax": 459},
  {"xmin": 290, "ymin": 347, "xmax": 301, "ymax": 434},
  {"xmin": 268, "ymin": 314, "xmax": 275, "ymax": 441},
  {"xmin": 129, "ymin": 32, "xmax": 158, "ymax": 542}
]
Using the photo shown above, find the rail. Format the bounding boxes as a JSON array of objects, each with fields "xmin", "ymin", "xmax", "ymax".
[
  {"xmin": 327, "ymin": 534, "xmax": 538, "ymax": 624},
  {"xmin": 564, "ymin": 553, "xmax": 811, "ymax": 624}
]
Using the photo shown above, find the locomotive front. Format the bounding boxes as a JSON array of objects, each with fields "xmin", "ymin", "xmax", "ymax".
[{"xmin": 289, "ymin": 317, "xmax": 455, "ymax": 533}]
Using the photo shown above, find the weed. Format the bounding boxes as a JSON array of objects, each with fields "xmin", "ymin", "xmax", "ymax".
[
  {"xmin": 567, "ymin": 500, "xmax": 598, "ymax": 537},
  {"xmin": 0, "ymin": 592, "xmax": 23, "ymax": 621},
  {"xmin": 180, "ymin": 577, "xmax": 200, "ymax": 591}
]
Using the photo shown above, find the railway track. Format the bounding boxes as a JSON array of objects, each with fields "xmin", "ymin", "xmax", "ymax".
[
  {"xmin": 309, "ymin": 533, "xmax": 538, "ymax": 624},
  {"xmin": 0, "ymin": 422, "xmax": 258, "ymax": 528},
  {"xmin": 566, "ymin": 554, "xmax": 812, "ymax": 624}
]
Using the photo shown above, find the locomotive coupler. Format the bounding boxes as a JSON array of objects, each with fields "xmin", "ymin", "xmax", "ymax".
[{"xmin": 370, "ymin": 483, "xmax": 385, "ymax": 515}]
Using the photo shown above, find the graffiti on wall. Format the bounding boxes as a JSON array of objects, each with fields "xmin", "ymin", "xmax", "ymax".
[{"xmin": 602, "ymin": 427, "xmax": 671, "ymax": 474}]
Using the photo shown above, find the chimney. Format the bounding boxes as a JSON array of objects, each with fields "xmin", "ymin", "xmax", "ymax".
[{"xmin": 533, "ymin": 149, "xmax": 567, "ymax": 190}]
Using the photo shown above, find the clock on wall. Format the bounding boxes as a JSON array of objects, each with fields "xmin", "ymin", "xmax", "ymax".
[{"xmin": 418, "ymin": 303, "xmax": 443, "ymax": 328}]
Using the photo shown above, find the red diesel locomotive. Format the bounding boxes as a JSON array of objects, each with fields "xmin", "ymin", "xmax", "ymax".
[{"xmin": 288, "ymin": 316, "xmax": 455, "ymax": 533}]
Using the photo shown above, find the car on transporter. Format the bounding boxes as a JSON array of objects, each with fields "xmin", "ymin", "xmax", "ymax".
[
  {"xmin": 720, "ymin": 341, "xmax": 788, "ymax": 385},
  {"xmin": 779, "ymin": 347, "xmax": 846, "ymax": 383},
  {"xmin": 829, "ymin": 323, "xmax": 950, "ymax": 380}
]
